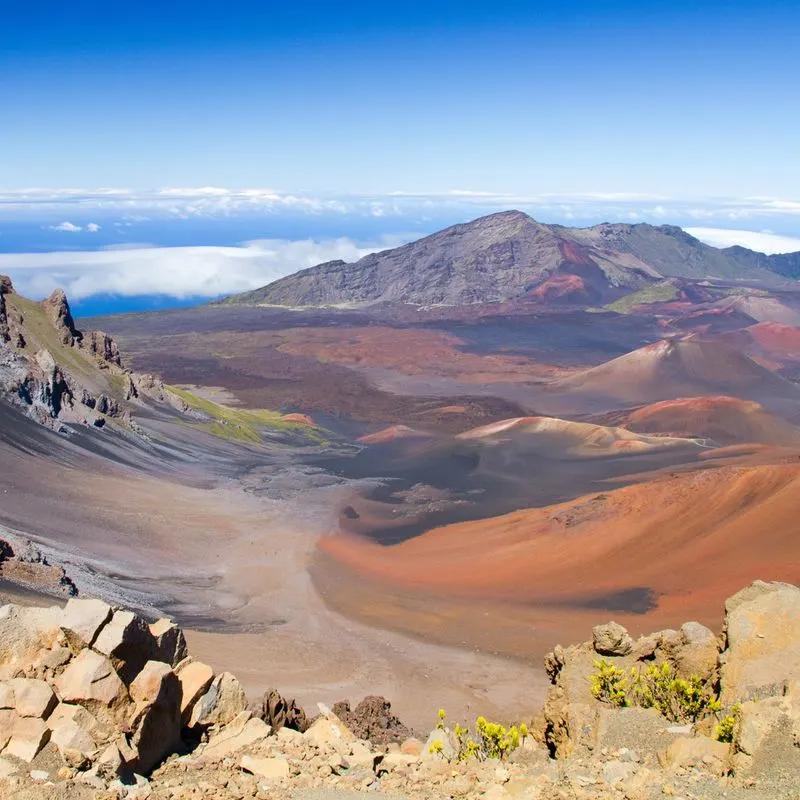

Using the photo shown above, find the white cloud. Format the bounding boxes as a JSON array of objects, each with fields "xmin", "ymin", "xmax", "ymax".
[
  {"xmin": 48, "ymin": 220, "xmax": 101, "ymax": 232},
  {"xmin": 51, "ymin": 221, "xmax": 82, "ymax": 232},
  {"xmin": 1, "ymin": 187, "xmax": 799, "ymax": 229},
  {"xmin": 0, "ymin": 236, "xmax": 408, "ymax": 301},
  {"xmin": 684, "ymin": 227, "xmax": 800, "ymax": 254}
]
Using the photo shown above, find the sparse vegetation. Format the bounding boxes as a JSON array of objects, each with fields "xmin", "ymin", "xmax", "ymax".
[
  {"xmin": 590, "ymin": 660, "xmax": 722, "ymax": 722},
  {"xmin": 167, "ymin": 384, "xmax": 327, "ymax": 444},
  {"xmin": 432, "ymin": 709, "xmax": 527, "ymax": 762},
  {"xmin": 590, "ymin": 658, "xmax": 629, "ymax": 706},
  {"xmin": 715, "ymin": 703, "xmax": 741, "ymax": 743},
  {"xmin": 605, "ymin": 282, "xmax": 679, "ymax": 313}
]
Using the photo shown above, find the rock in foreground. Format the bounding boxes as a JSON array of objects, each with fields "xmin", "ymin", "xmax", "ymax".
[{"xmin": 0, "ymin": 581, "xmax": 797, "ymax": 799}]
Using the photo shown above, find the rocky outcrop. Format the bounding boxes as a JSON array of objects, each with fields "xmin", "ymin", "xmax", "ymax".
[
  {"xmin": 540, "ymin": 580, "xmax": 800, "ymax": 795},
  {"xmin": 0, "ymin": 536, "xmax": 77, "ymax": 598},
  {"xmin": 42, "ymin": 289, "xmax": 82, "ymax": 347},
  {"xmin": 250, "ymin": 687, "xmax": 310, "ymax": 733},
  {"xmin": 331, "ymin": 695, "xmax": 413, "ymax": 745},
  {"xmin": 84, "ymin": 331, "xmax": 121, "ymax": 368},
  {"xmin": 0, "ymin": 582, "xmax": 797, "ymax": 798},
  {"xmin": 0, "ymin": 275, "xmax": 12, "ymax": 343}
]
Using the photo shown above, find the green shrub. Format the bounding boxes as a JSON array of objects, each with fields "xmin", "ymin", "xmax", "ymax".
[
  {"xmin": 632, "ymin": 662, "xmax": 722, "ymax": 722},
  {"xmin": 434, "ymin": 710, "xmax": 527, "ymax": 762},
  {"xmin": 715, "ymin": 704, "xmax": 741, "ymax": 743},
  {"xmin": 590, "ymin": 658, "xmax": 629, "ymax": 706},
  {"xmin": 590, "ymin": 660, "xmax": 722, "ymax": 723}
]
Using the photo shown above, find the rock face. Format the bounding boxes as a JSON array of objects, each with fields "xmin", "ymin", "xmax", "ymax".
[
  {"xmin": 0, "ymin": 282, "xmax": 175, "ymax": 435},
  {"xmin": 720, "ymin": 580, "xmax": 800, "ymax": 704},
  {"xmin": 222, "ymin": 211, "xmax": 797, "ymax": 308},
  {"xmin": 0, "ymin": 275, "xmax": 12, "ymax": 343},
  {"xmin": 42, "ymin": 289, "xmax": 82, "ymax": 347}
]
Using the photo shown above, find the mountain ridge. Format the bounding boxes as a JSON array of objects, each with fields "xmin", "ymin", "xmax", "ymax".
[{"xmin": 220, "ymin": 211, "xmax": 799, "ymax": 308}]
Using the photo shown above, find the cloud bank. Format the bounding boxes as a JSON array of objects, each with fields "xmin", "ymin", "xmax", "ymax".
[
  {"xmin": 1, "ymin": 225, "xmax": 797, "ymax": 304},
  {"xmin": 3, "ymin": 187, "xmax": 800, "ymax": 227},
  {"xmin": 0, "ymin": 237, "xmax": 403, "ymax": 301},
  {"xmin": 684, "ymin": 227, "xmax": 800, "ymax": 255}
]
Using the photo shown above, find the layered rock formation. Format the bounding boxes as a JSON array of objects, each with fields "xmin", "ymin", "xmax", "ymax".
[{"xmin": 0, "ymin": 581, "xmax": 796, "ymax": 799}]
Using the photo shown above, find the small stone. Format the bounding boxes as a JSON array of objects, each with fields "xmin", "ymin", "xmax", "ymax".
[
  {"xmin": 304, "ymin": 714, "xmax": 356, "ymax": 751},
  {"xmin": 602, "ymin": 759, "xmax": 636, "ymax": 785}
]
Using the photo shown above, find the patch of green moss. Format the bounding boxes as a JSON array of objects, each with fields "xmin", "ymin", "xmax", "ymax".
[
  {"xmin": 605, "ymin": 282, "xmax": 680, "ymax": 313},
  {"xmin": 167, "ymin": 385, "xmax": 326, "ymax": 445}
]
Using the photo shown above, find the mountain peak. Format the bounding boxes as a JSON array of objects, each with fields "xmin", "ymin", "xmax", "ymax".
[{"xmin": 222, "ymin": 213, "xmax": 797, "ymax": 309}]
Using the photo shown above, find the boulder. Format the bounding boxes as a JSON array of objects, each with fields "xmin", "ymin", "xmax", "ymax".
[
  {"xmin": 54, "ymin": 649, "xmax": 129, "ymax": 725},
  {"xmin": 240, "ymin": 754, "xmax": 290, "ymax": 781},
  {"xmin": 250, "ymin": 687, "xmax": 309, "ymax": 732},
  {"xmin": 175, "ymin": 660, "xmax": 214, "ymax": 724},
  {"xmin": 2, "ymin": 678, "xmax": 57, "ymax": 719},
  {"xmin": 127, "ymin": 661, "xmax": 182, "ymax": 774},
  {"xmin": 91, "ymin": 609, "xmax": 156, "ymax": 685},
  {"xmin": 593, "ymin": 622, "xmax": 633, "ymax": 656},
  {"xmin": 720, "ymin": 581, "xmax": 800, "ymax": 704},
  {"xmin": 663, "ymin": 622, "xmax": 719, "ymax": 681},
  {"xmin": 3, "ymin": 715, "xmax": 51, "ymax": 762},
  {"xmin": 735, "ymin": 696, "xmax": 786, "ymax": 759},
  {"xmin": 60, "ymin": 598, "xmax": 112, "ymax": 653},
  {"xmin": 0, "ymin": 604, "xmax": 63, "ymax": 668},
  {"xmin": 199, "ymin": 711, "xmax": 271, "ymax": 762},
  {"xmin": 48, "ymin": 703, "xmax": 101, "ymax": 759},
  {"xmin": 304, "ymin": 708, "xmax": 357, "ymax": 752},
  {"xmin": 420, "ymin": 729, "xmax": 456, "ymax": 762},
  {"xmin": 331, "ymin": 695, "xmax": 412, "ymax": 745},
  {"xmin": 148, "ymin": 619, "xmax": 188, "ymax": 666},
  {"xmin": 187, "ymin": 671, "xmax": 248, "ymax": 728}
]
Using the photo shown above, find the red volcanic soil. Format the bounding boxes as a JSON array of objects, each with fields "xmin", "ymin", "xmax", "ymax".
[
  {"xmin": 528, "ymin": 274, "xmax": 592, "ymax": 305},
  {"xmin": 358, "ymin": 425, "xmax": 433, "ymax": 445},
  {"xmin": 553, "ymin": 337, "xmax": 800, "ymax": 412},
  {"xmin": 746, "ymin": 321, "xmax": 800, "ymax": 354},
  {"xmin": 278, "ymin": 326, "xmax": 559, "ymax": 383},
  {"xmin": 624, "ymin": 396, "xmax": 800, "ymax": 446},
  {"xmin": 281, "ymin": 413, "xmax": 316, "ymax": 426},
  {"xmin": 316, "ymin": 462, "xmax": 800, "ymax": 657}
]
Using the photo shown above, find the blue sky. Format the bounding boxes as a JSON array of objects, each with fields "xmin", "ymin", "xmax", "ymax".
[
  {"xmin": 4, "ymin": 1, "xmax": 800, "ymax": 194},
  {"xmin": 1, "ymin": 1, "xmax": 799, "ymax": 313}
]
